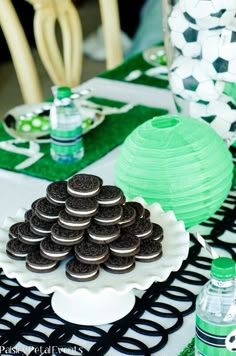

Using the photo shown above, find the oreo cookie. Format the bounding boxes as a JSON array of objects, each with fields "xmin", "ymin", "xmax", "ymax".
[
  {"xmin": 18, "ymin": 222, "xmax": 46, "ymax": 245},
  {"xmin": 46, "ymin": 180, "xmax": 69, "ymax": 205},
  {"xmin": 40, "ymin": 237, "xmax": 72, "ymax": 261},
  {"xmin": 103, "ymin": 255, "xmax": 135, "ymax": 274},
  {"xmin": 97, "ymin": 185, "xmax": 123, "ymax": 206},
  {"xmin": 143, "ymin": 209, "xmax": 151, "ymax": 220},
  {"xmin": 66, "ymin": 258, "xmax": 99, "ymax": 281},
  {"xmin": 135, "ymin": 238, "xmax": 162, "ymax": 262},
  {"xmin": 65, "ymin": 196, "xmax": 98, "ymax": 217},
  {"xmin": 58, "ymin": 210, "xmax": 91, "ymax": 230},
  {"xmin": 35, "ymin": 198, "xmax": 63, "ymax": 221},
  {"xmin": 6, "ymin": 238, "xmax": 36, "ymax": 260},
  {"xmin": 94, "ymin": 205, "xmax": 123, "ymax": 225},
  {"xmin": 8, "ymin": 222, "xmax": 22, "ymax": 239},
  {"xmin": 26, "ymin": 249, "xmax": 59, "ymax": 273},
  {"xmin": 87, "ymin": 223, "xmax": 120, "ymax": 244},
  {"xmin": 75, "ymin": 239, "xmax": 109, "ymax": 264},
  {"xmin": 67, "ymin": 174, "xmax": 102, "ymax": 197},
  {"xmin": 51, "ymin": 223, "xmax": 84, "ymax": 246},
  {"xmin": 31, "ymin": 198, "xmax": 42, "ymax": 212},
  {"xmin": 109, "ymin": 232, "xmax": 140, "ymax": 257},
  {"xmin": 151, "ymin": 223, "xmax": 164, "ymax": 242},
  {"xmin": 124, "ymin": 219, "xmax": 153, "ymax": 239},
  {"xmin": 30, "ymin": 214, "xmax": 53, "ymax": 236},
  {"xmin": 118, "ymin": 204, "xmax": 136, "ymax": 227},
  {"xmin": 126, "ymin": 202, "xmax": 145, "ymax": 219},
  {"xmin": 24, "ymin": 209, "xmax": 34, "ymax": 222}
]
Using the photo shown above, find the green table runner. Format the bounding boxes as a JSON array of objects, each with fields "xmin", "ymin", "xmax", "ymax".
[
  {"xmin": 98, "ymin": 51, "xmax": 169, "ymax": 89},
  {"xmin": 0, "ymin": 97, "xmax": 167, "ymax": 181}
]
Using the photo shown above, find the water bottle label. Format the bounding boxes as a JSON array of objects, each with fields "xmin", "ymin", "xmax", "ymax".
[{"xmin": 196, "ymin": 315, "xmax": 236, "ymax": 355}]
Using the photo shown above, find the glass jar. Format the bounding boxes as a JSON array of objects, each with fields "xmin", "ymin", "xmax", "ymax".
[{"xmin": 162, "ymin": 0, "xmax": 236, "ymax": 147}]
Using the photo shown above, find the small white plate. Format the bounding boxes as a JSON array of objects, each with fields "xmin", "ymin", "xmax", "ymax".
[
  {"xmin": 3, "ymin": 102, "xmax": 105, "ymax": 142},
  {"xmin": 0, "ymin": 199, "xmax": 189, "ymax": 325}
]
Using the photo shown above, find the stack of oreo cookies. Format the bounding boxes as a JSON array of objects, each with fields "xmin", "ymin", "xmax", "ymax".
[{"xmin": 6, "ymin": 174, "xmax": 163, "ymax": 282}]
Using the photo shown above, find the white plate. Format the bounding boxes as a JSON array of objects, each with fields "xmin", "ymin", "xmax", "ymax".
[
  {"xmin": 0, "ymin": 199, "xmax": 189, "ymax": 324},
  {"xmin": 3, "ymin": 102, "xmax": 105, "ymax": 141}
]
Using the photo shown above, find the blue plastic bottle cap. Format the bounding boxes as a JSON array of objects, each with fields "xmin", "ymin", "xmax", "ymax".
[{"xmin": 211, "ymin": 257, "xmax": 236, "ymax": 280}]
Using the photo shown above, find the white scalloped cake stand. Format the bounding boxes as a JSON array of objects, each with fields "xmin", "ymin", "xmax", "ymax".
[{"xmin": 0, "ymin": 198, "xmax": 189, "ymax": 325}]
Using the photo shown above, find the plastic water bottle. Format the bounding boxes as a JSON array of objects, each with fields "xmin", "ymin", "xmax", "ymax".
[
  {"xmin": 195, "ymin": 257, "xmax": 236, "ymax": 356},
  {"xmin": 50, "ymin": 86, "xmax": 84, "ymax": 163}
]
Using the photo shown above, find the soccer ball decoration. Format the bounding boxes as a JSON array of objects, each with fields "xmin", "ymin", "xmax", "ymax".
[
  {"xmin": 201, "ymin": 27, "xmax": 236, "ymax": 82},
  {"xmin": 178, "ymin": 0, "xmax": 236, "ymax": 30},
  {"xmin": 168, "ymin": 4, "xmax": 202, "ymax": 57},
  {"xmin": 167, "ymin": 1, "xmax": 236, "ymax": 144},
  {"xmin": 169, "ymin": 56, "xmax": 224, "ymax": 102}
]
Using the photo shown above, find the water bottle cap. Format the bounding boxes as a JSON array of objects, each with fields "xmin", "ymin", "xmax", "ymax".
[
  {"xmin": 211, "ymin": 257, "xmax": 235, "ymax": 280},
  {"xmin": 56, "ymin": 87, "xmax": 72, "ymax": 99}
]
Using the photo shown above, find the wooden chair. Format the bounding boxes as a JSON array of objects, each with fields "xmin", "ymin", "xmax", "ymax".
[
  {"xmin": 0, "ymin": 0, "xmax": 43, "ymax": 103},
  {"xmin": 0, "ymin": 0, "xmax": 123, "ymax": 104}
]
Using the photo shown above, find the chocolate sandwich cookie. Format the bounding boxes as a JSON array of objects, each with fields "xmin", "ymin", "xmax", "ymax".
[
  {"xmin": 26, "ymin": 249, "xmax": 59, "ymax": 273},
  {"xmin": 67, "ymin": 174, "xmax": 102, "ymax": 198},
  {"xmin": 94, "ymin": 205, "xmax": 123, "ymax": 226},
  {"xmin": 24, "ymin": 209, "xmax": 34, "ymax": 222},
  {"xmin": 118, "ymin": 204, "xmax": 136, "ymax": 228},
  {"xmin": 97, "ymin": 185, "xmax": 123, "ymax": 206},
  {"xmin": 31, "ymin": 198, "xmax": 42, "ymax": 212},
  {"xmin": 66, "ymin": 258, "xmax": 99, "ymax": 281},
  {"xmin": 8, "ymin": 222, "xmax": 23, "ymax": 239},
  {"xmin": 151, "ymin": 223, "xmax": 164, "ymax": 242},
  {"xmin": 6, "ymin": 238, "xmax": 37, "ymax": 260},
  {"xmin": 58, "ymin": 210, "xmax": 91, "ymax": 230},
  {"xmin": 30, "ymin": 214, "xmax": 53, "ymax": 236},
  {"xmin": 135, "ymin": 238, "xmax": 162, "ymax": 262},
  {"xmin": 87, "ymin": 223, "xmax": 120, "ymax": 244},
  {"xmin": 18, "ymin": 222, "xmax": 46, "ymax": 245},
  {"xmin": 124, "ymin": 219, "xmax": 153, "ymax": 239},
  {"xmin": 65, "ymin": 196, "xmax": 98, "ymax": 217},
  {"xmin": 40, "ymin": 237, "xmax": 72, "ymax": 261},
  {"xmin": 75, "ymin": 239, "xmax": 109, "ymax": 264},
  {"xmin": 143, "ymin": 209, "xmax": 150, "ymax": 220},
  {"xmin": 103, "ymin": 255, "xmax": 135, "ymax": 274},
  {"xmin": 126, "ymin": 202, "xmax": 145, "ymax": 219},
  {"xmin": 35, "ymin": 197, "xmax": 63, "ymax": 221},
  {"xmin": 51, "ymin": 223, "xmax": 84, "ymax": 246},
  {"xmin": 109, "ymin": 232, "xmax": 140, "ymax": 257},
  {"xmin": 46, "ymin": 180, "xmax": 69, "ymax": 205}
]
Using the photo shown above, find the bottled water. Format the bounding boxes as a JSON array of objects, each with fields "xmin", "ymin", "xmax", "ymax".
[
  {"xmin": 195, "ymin": 257, "xmax": 236, "ymax": 355},
  {"xmin": 50, "ymin": 86, "xmax": 84, "ymax": 163}
]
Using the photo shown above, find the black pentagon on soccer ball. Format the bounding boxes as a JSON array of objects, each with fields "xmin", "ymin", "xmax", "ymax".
[
  {"xmin": 230, "ymin": 121, "xmax": 236, "ymax": 132},
  {"xmin": 183, "ymin": 12, "xmax": 196, "ymax": 25},
  {"xmin": 229, "ymin": 335, "xmax": 236, "ymax": 343},
  {"xmin": 183, "ymin": 27, "xmax": 198, "ymax": 43},
  {"xmin": 211, "ymin": 9, "xmax": 226, "ymax": 18},
  {"xmin": 212, "ymin": 58, "xmax": 229, "ymax": 73},
  {"xmin": 183, "ymin": 76, "xmax": 199, "ymax": 91}
]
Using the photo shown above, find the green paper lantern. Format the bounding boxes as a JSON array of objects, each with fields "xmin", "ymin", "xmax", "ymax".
[{"xmin": 115, "ymin": 115, "xmax": 234, "ymax": 228}]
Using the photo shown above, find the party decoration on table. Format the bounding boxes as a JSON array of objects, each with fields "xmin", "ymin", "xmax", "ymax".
[
  {"xmin": 0, "ymin": 97, "xmax": 167, "ymax": 180},
  {"xmin": 166, "ymin": 0, "xmax": 236, "ymax": 145},
  {"xmin": 5, "ymin": 173, "xmax": 164, "ymax": 282},
  {"xmin": 115, "ymin": 114, "xmax": 234, "ymax": 228}
]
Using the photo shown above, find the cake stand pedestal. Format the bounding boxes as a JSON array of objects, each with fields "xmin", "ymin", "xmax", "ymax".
[
  {"xmin": 0, "ymin": 201, "xmax": 189, "ymax": 326},
  {"xmin": 52, "ymin": 289, "xmax": 135, "ymax": 325}
]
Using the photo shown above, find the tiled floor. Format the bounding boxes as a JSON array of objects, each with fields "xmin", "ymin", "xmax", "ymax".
[{"xmin": 0, "ymin": 0, "xmax": 106, "ymax": 118}]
